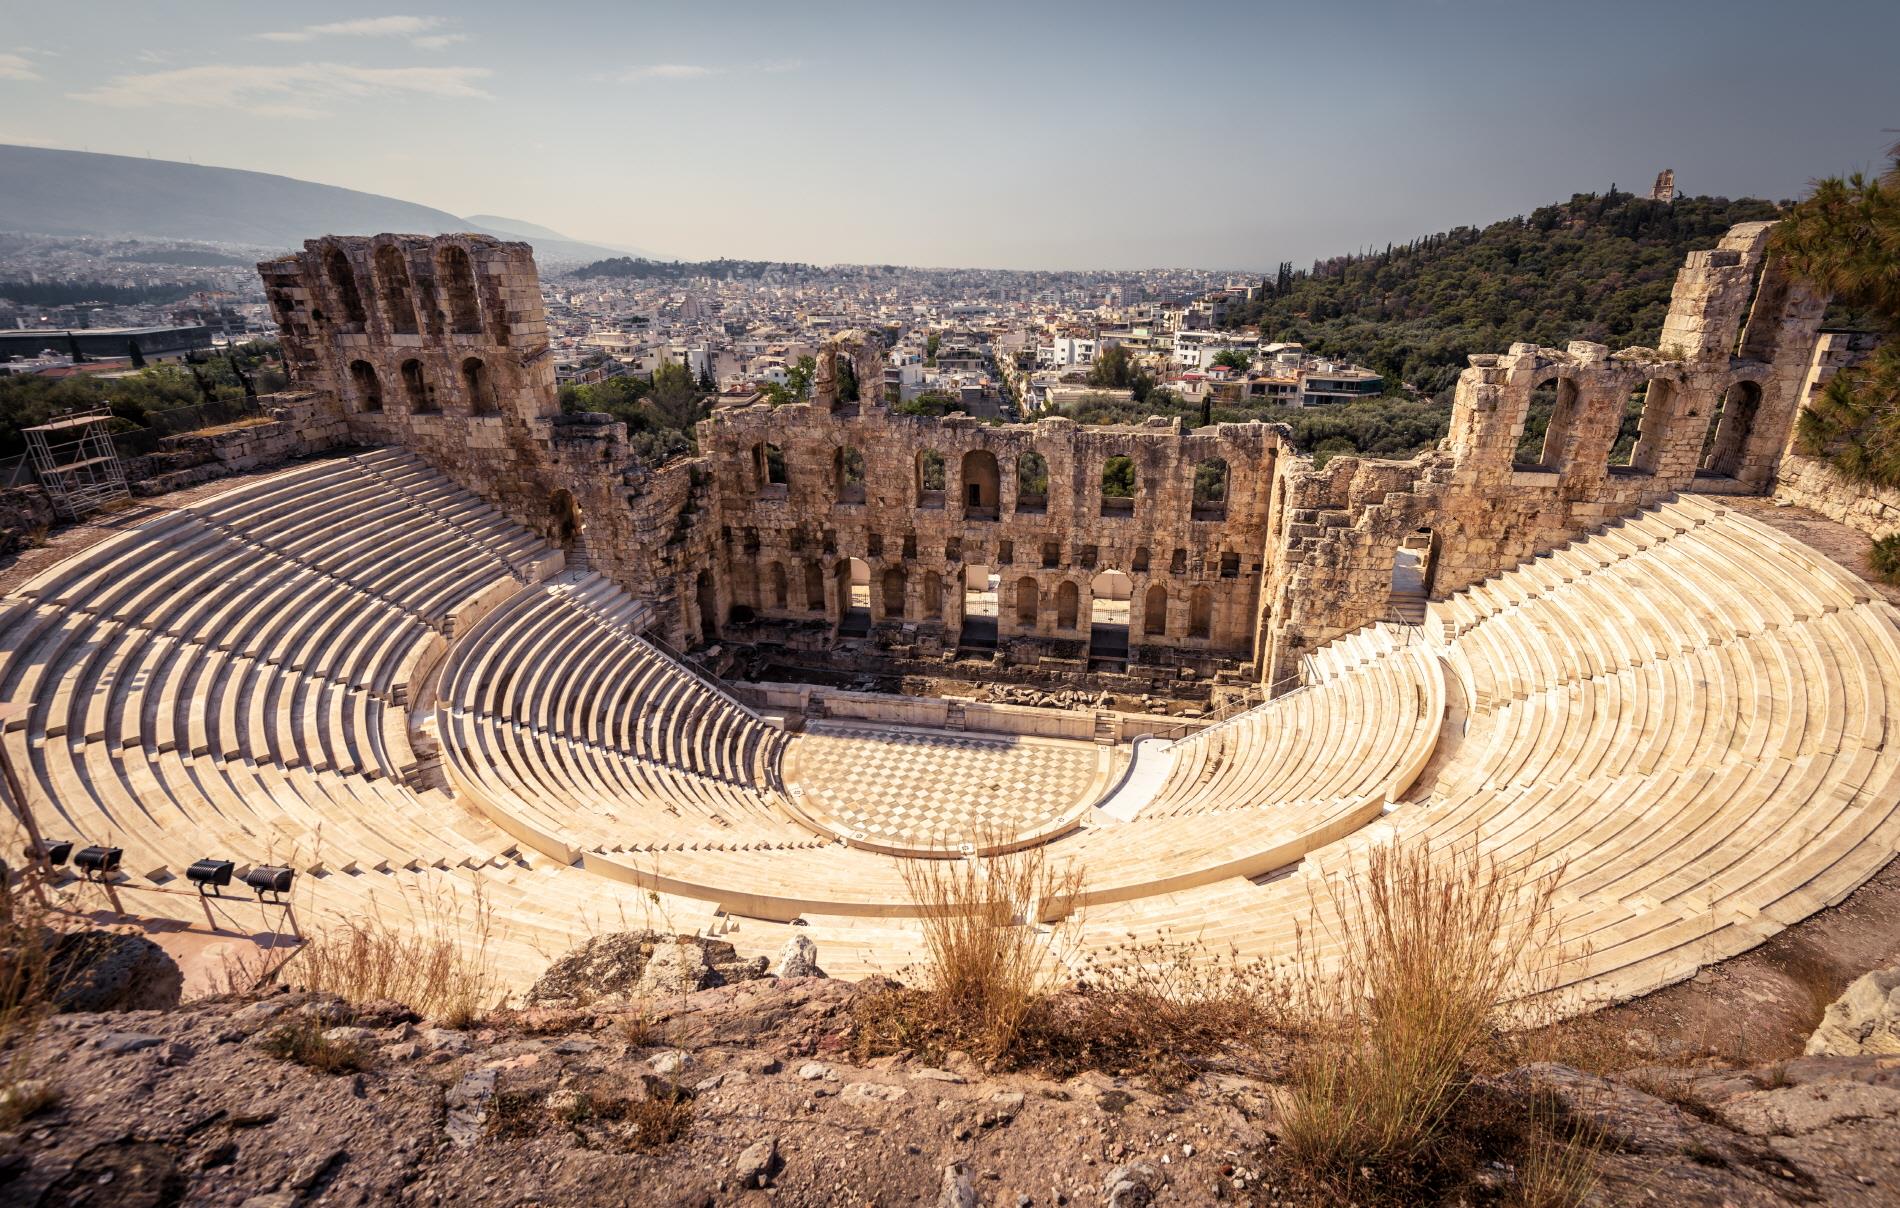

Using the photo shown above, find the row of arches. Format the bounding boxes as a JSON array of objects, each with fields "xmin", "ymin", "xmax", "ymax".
[
  {"xmin": 1513, "ymin": 375, "xmax": 1762, "ymax": 479},
  {"xmin": 752, "ymin": 443, "xmax": 1231, "ymax": 518},
  {"xmin": 347, "ymin": 356, "xmax": 500, "ymax": 417},
  {"xmin": 736, "ymin": 555, "xmax": 1218, "ymax": 642},
  {"xmin": 320, "ymin": 243, "xmax": 483, "ymax": 337}
]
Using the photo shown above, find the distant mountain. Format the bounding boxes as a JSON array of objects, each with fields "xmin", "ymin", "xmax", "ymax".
[
  {"xmin": 568, "ymin": 255, "xmax": 817, "ymax": 282},
  {"xmin": 0, "ymin": 146, "xmax": 636, "ymax": 267}
]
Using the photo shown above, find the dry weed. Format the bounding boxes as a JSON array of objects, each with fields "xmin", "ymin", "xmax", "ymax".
[
  {"xmin": 1274, "ymin": 839, "xmax": 1577, "ymax": 1199},
  {"xmin": 258, "ymin": 1016, "xmax": 369, "ymax": 1074},
  {"xmin": 277, "ymin": 880, "xmax": 500, "ymax": 1026},
  {"xmin": 0, "ymin": 861, "xmax": 58, "ymax": 1123}
]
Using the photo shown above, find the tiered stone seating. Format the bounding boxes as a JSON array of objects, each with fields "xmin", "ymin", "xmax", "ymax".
[
  {"xmin": 1071, "ymin": 497, "xmax": 1900, "ymax": 1009},
  {"xmin": 0, "ymin": 452, "xmax": 737, "ymax": 990},
  {"xmin": 435, "ymin": 574, "xmax": 804, "ymax": 862}
]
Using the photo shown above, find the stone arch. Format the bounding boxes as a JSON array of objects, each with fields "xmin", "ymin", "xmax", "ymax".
[
  {"xmin": 462, "ymin": 356, "xmax": 499, "ymax": 416},
  {"xmin": 960, "ymin": 450, "xmax": 1000, "ymax": 516},
  {"xmin": 1700, "ymin": 379, "xmax": 1762, "ymax": 478},
  {"xmin": 439, "ymin": 245, "xmax": 482, "ymax": 335},
  {"xmin": 833, "ymin": 446, "xmax": 865, "ymax": 503},
  {"xmin": 769, "ymin": 562, "xmax": 788, "ymax": 610},
  {"xmin": 549, "ymin": 488, "xmax": 583, "ymax": 553},
  {"xmin": 1015, "ymin": 577, "xmax": 1040, "ymax": 626},
  {"xmin": 915, "ymin": 450, "xmax": 946, "ymax": 507},
  {"xmin": 695, "ymin": 570, "xmax": 718, "ymax": 641},
  {"xmin": 1191, "ymin": 457, "xmax": 1229, "ymax": 520},
  {"xmin": 1520, "ymin": 376, "xmax": 1582, "ymax": 471},
  {"xmin": 880, "ymin": 565, "xmax": 908, "ymax": 618},
  {"xmin": 348, "ymin": 359, "xmax": 383, "ymax": 412},
  {"xmin": 1055, "ymin": 580, "xmax": 1080, "ymax": 629},
  {"xmin": 922, "ymin": 570, "xmax": 944, "ymax": 619},
  {"xmin": 373, "ymin": 244, "xmax": 419, "ymax": 335},
  {"xmin": 1143, "ymin": 583, "xmax": 1167, "ymax": 635},
  {"xmin": 399, "ymin": 358, "xmax": 436, "ymax": 413},
  {"xmin": 1621, "ymin": 376, "xmax": 1676, "ymax": 472},
  {"xmin": 1016, "ymin": 451, "xmax": 1049, "ymax": 513},
  {"xmin": 1189, "ymin": 586, "xmax": 1212, "ymax": 639},
  {"xmin": 324, "ymin": 246, "xmax": 366, "ymax": 328},
  {"xmin": 1099, "ymin": 454, "xmax": 1135, "ymax": 516}
]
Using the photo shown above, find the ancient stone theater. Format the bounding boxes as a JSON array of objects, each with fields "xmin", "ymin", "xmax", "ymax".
[{"xmin": 3, "ymin": 223, "xmax": 1896, "ymax": 1011}]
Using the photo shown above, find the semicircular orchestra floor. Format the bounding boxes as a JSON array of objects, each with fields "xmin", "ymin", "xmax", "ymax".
[{"xmin": 779, "ymin": 721, "xmax": 1117, "ymax": 856}]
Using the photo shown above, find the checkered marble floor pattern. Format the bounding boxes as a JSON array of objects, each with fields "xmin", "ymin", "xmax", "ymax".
[{"xmin": 787, "ymin": 722, "xmax": 1102, "ymax": 849}]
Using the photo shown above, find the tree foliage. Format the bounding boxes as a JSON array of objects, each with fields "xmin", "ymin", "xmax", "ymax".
[
  {"xmin": 1223, "ymin": 190, "xmax": 1782, "ymax": 398},
  {"xmin": 0, "ymin": 340, "xmax": 285, "ymax": 456},
  {"xmin": 758, "ymin": 356, "xmax": 816, "ymax": 407},
  {"xmin": 557, "ymin": 359, "xmax": 710, "ymax": 467},
  {"xmin": 1774, "ymin": 144, "xmax": 1900, "ymax": 488}
]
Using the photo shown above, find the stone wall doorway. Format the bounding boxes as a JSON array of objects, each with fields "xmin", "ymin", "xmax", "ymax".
[
  {"xmin": 1089, "ymin": 569, "xmax": 1131, "ymax": 667},
  {"xmin": 960, "ymin": 564, "xmax": 998, "ymax": 650}
]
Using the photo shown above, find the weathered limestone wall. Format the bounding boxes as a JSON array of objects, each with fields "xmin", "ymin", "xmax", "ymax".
[
  {"xmin": 1255, "ymin": 222, "xmax": 1832, "ymax": 687},
  {"xmin": 1772, "ymin": 332, "xmax": 1897, "ymax": 538},
  {"xmin": 701, "ymin": 381, "xmax": 1277, "ymax": 662}
]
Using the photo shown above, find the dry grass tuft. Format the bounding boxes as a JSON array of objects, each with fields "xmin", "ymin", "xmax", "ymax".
[
  {"xmin": 276, "ymin": 882, "xmax": 500, "ymax": 1027},
  {"xmin": 862, "ymin": 842, "xmax": 1082, "ymax": 1064},
  {"xmin": 0, "ymin": 864, "xmax": 58, "ymax": 1124},
  {"xmin": 258, "ymin": 1016, "xmax": 369, "ymax": 1074},
  {"xmin": 1272, "ymin": 839, "xmax": 1576, "ymax": 1200}
]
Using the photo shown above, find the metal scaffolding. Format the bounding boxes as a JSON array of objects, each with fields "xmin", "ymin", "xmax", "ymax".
[{"xmin": 24, "ymin": 407, "xmax": 130, "ymax": 520}]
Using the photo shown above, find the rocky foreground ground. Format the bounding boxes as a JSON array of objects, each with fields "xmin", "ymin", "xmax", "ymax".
[{"xmin": 3, "ymin": 934, "xmax": 1900, "ymax": 1207}]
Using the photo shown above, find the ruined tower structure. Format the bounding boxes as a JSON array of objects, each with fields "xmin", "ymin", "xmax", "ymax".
[{"xmin": 259, "ymin": 223, "xmax": 1833, "ymax": 697}]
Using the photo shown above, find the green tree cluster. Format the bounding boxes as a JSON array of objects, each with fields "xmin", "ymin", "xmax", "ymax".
[
  {"xmin": 1774, "ymin": 143, "xmax": 1900, "ymax": 491},
  {"xmin": 1223, "ymin": 190, "xmax": 1782, "ymax": 398},
  {"xmin": 557, "ymin": 359, "xmax": 710, "ymax": 466},
  {"xmin": 0, "ymin": 340, "xmax": 286, "ymax": 456}
]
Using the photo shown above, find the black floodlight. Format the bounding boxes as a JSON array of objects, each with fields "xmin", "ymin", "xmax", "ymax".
[
  {"xmin": 73, "ymin": 845, "xmax": 121, "ymax": 880},
  {"xmin": 186, "ymin": 858, "xmax": 235, "ymax": 895},
  {"xmin": 243, "ymin": 865, "xmax": 293, "ymax": 901},
  {"xmin": 23, "ymin": 839, "xmax": 72, "ymax": 867}
]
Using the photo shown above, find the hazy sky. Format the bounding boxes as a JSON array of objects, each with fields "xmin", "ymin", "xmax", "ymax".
[{"xmin": 4, "ymin": 0, "xmax": 1897, "ymax": 268}]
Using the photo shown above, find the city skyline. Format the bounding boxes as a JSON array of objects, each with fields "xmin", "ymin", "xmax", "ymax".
[{"xmin": 3, "ymin": 0, "xmax": 1898, "ymax": 269}]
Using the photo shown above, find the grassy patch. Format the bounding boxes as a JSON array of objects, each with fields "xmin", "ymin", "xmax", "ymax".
[{"xmin": 258, "ymin": 1017, "xmax": 368, "ymax": 1074}]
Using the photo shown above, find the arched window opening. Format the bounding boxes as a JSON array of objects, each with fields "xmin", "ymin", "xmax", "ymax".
[
  {"xmin": 1391, "ymin": 528, "xmax": 1433, "ymax": 612},
  {"xmin": 1055, "ymin": 581, "xmax": 1080, "ymax": 630},
  {"xmin": 1191, "ymin": 458, "xmax": 1229, "ymax": 520},
  {"xmin": 880, "ymin": 565, "xmax": 908, "ymax": 619},
  {"xmin": 1169, "ymin": 548, "xmax": 1187, "ymax": 575},
  {"xmin": 1016, "ymin": 452, "xmax": 1049, "ymax": 514},
  {"xmin": 960, "ymin": 450, "xmax": 1000, "ymax": 519},
  {"xmin": 348, "ymin": 360, "xmax": 382, "ymax": 413},
  {"xmin": 1132, "ymin": 546, "xmax": 1151, "ymax": 573},
  {"xmin": 462, "ymin": 357, "xmax": 499, "ymax": 416},
  {"xmin": 1143, "ymin": 583, "xmax": 1168, "ymax": 636},
  {"xmin": 1700, "ymin": 380, "xmax": 1761, "ymax": 479},
  {"xmin": 1621, "ymin": 378, "xmax": 1675, "ymax": 473},
  {"xmin": 324, "ymin": 247, "xmax": 366, "ymax": 327},
  {"xmin": 374, "ymin": 244, "xmax": 418, "ymax": 334},
  {"xmin": 1519, "ymin": 377, "xmax": 1581, "ymax": 472},
  {"xmin": 915, "ymin": 451, "xmax": 946, "ymax": 508},
  {"xmin": 922, "ymin": 570, "xmax": 943, "ymax": 619},
  {"xmin": 1089, "ymin": 570, "xmax": 1130, "ymax": 664},
  {"xmin": 833, "ymin": 446, "xmax": 865, "ymax": 504},
  {"xmin": 400, "ymin": 358, "xmax": 436, "ymax": 413},
  {"xmin": 804, "ymin": 561, "xmax": 825, "ymax": 612},
  {"xmin": 754, "ymin": 443, "xmax": 787, "ymax": 497},
  {"xmin": 1189, "ymin": 587, "xmax": 1213, "ymax": 640},
  {"xmin": 439, "ymin": 245, "xmax": 482, "ymax": 335},
  {"xmin": 1015, "ymin": 577, "xmax": 1040, "ymax": 627},
  {"xmin": 1099, "ymin": 454, "xmax": 1136, "ymax": 516}
]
